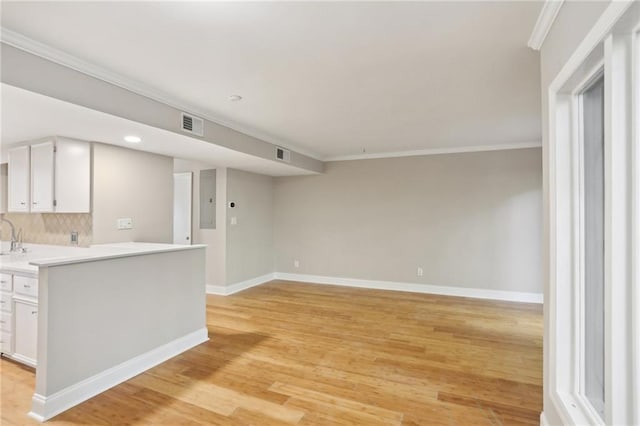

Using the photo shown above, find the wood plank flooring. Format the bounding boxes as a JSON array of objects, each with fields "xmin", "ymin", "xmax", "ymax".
[{"xmin": 0, "ymin": 281, "xmax": 543, "ymax": 425}]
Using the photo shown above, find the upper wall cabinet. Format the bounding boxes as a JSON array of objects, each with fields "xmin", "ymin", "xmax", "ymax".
[
  {"xmin": 8, "ymin": 145, "xmax": 30, "ymax": 212},
  {"xmin": 53, "ymin": 138, "xmax": 91, "ymax": 213},
  {"xmin": 30, "ymin": 141, "xmax": 55, "ymax": 212},
  {"xmin": 8, "ymin": 137, "xmax": 91, "ymax": 213},
  {"xmin": 0, "ymin": 164, "xmax": 7, "ymax": 214}
]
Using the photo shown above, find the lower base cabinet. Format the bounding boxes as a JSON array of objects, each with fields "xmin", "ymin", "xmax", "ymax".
[
  {"xmin": 14, "ymin": 299, "xmax": 38, "ymax": 365},
  {"xmin": 0, "ymin": 273, "xmax": 38, "ymax": 367}
]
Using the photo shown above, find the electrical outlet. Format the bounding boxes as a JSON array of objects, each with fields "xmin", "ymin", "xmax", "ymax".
[
  {"xmin": 117, "ymin": 218, "xmax": 133, "ymax": 230},
  {"xmin": 417, "ymin": 267, "xmax": 424, "ymax": 277},
  {"xmin": 294, "ymin": 259, "xmax": 300, "ymax": 268},
  {"xmin": 70, "ymin": 231, "xmax": 79, "ymax": 246}
]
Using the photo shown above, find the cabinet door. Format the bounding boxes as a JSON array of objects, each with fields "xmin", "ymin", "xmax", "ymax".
[
  {"xmin": 55, "ymin": 139, "xmax": 91, "ymax": 212},
  {"xmin": 7, "ymin": 145, "xmax": 30, "ymax": 212},
  {"xmin": 0, "ymin": 331, "xmax": 12, "ymax": 354},
  {"xmin": 30, "ymin": 141, "xmax": 55, "ymax": 212},
  {"xmin": 14, "ymin": 300, "xmax": 37, "ymax": 364}
]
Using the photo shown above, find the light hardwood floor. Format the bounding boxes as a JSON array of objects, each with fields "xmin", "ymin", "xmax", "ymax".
[{"xmin": 1, "ymin": 281, "xmax": 542, "ymax": 425}]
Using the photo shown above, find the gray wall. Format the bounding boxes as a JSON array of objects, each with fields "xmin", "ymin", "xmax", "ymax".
[
  {"xmin": 540, "ymin": 2, "xmax": 611, "ymax": 425},
  {"xmin": 274, "ymin": 148, "xmax": 542, "ymax": 293},
  {"xmin": 92, "ymin": 143, "xmax": 173, "ymax": 244},
  {"xmin": 173, "ymin": 159, "xmax": 228, "ymax": 287},
  {"xmin": 226, "ymin": 168, "xmax": 274, "ymax": 285}
]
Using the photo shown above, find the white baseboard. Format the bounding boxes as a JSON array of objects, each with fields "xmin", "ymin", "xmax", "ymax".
[
  {"xmin": 273, "ymin": 272, "xmax": 543, "ymax": 304},
  {"xmin": 28, "ymin": 327, "xmax": 208, "ymax": 422},
  {"xmin": 540, "ymin": 411, "xmax": 550, "ymax": 426},
  {"xmin": 204, "ymin": 271, "xmax": 543, "ymax": 304},
  {"xmin": 206, "ymin": 273, "xmax": 275, "ymax": 296}
]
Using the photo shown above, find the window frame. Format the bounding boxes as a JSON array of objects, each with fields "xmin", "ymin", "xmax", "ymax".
[{"xmin": 546, "ymin": 2, "xmax": 639, "ymax": 425}]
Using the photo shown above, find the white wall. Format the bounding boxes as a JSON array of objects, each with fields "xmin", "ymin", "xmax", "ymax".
[
  {"xmin": 92, "ymin": 143, "xmax": 173, "ymax": 244},
  {"xmin": 226, "ymin": 168, "xmax": 274, "ymax": 285},
  {"xmin": 539, "ymin": 2, "xmax": 612, "ymax": 425},
  {"xmin": 274, "ymin": 148, "xmax": 542, "ymax": 293},
  {"xmin": 173, "ymin": 159, "xmax": 227, "ymax": 287}
]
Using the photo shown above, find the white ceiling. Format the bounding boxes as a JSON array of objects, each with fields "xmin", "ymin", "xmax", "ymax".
[
  {"xmin": 0, "ymin": 1, "xmax": 542, "ymax": 160},
  {"xmin": 0, "ymin": 84, "xmax": 314, "ymax": 176}
]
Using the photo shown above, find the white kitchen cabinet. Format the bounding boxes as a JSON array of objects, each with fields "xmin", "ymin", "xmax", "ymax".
[
  {"xmin": 14, "ymin": 299, "xmax": 38, "ymax": 365},
  {"xmin": 0, "ymin": 292, "xmax": 12, "ymax": 313},
  {"xmin": 0, "ymin": 312, "xmax": 12, "ymax": 332},
  {"xmin": 30, "ymin": 141, "xmax": 55, "ymax": 212},
  {"xmin": 14, "ymin": 276, "xmax": 38, "ymax": 298},
  {"xmin": 0, "ymin": 276, "xmax": 15, "ymax": 358},
  {"xmin": 0, "ymin": 312, "xmax": 13, "ymax": 354},
  {"xmin": 7, "ymin": 137, "xmax": 91, "ymax": 213},
  {"xmin": 55, "ymin": 138, "xmax": 91, "ymax": 212},
  {"xmin": 1, "ymin": 163, "xmax": 7, "ymax": 214},
  {"xmin": 0, "ymin": 273, "xmax": 12, "ymax": 292},
  {"xmin": 0, "ymin": 331, "xmax": 12, "ymax": 354},
  {"xmin": 0, "ymin": 272, "xmax": 38, "ymax": 367},
  {"xmin": 7, "ymin": 145, "xmax": 30, "ymax": 212}
]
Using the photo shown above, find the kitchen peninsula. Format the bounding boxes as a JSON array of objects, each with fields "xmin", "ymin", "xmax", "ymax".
[{"xmin": 0, "ymin": 242, "xmax": 207, "ymax": 422}]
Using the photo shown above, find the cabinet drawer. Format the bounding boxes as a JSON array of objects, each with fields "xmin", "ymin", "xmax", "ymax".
[
  {"xmin": 0, "ymin": 312, "xmax": 11, "ymax": 332},
  {"xmin": 0, "ymin": 293, "xmax": 12, "ymax": 313},
  {"xmin": 14, "ymin": 276, "xmax": 38, "ymax": 298},
  {"xmin": 0, "ymin": 331, "xmax": 12, "ymax": 353},
  {"xmin": 0, "ymin": 274, "xmax": 12, "ymax": 292}
]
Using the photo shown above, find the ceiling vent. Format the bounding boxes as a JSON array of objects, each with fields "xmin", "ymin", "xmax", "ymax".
[
  {"xmin": 275, "ymin": 147, "xmax": 291, "ymax": 163},
  {"xmin": 181, "ymin": 113, "xmax": 204, "ymax": 137}
]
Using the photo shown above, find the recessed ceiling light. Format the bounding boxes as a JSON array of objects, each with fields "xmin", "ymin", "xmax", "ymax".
[
  {"xmin": 228, "ymin": 95, "xmax": 243, "ymax": 102},
  {"xmin": 124, "ymin": 135, "xmax": 141, "ymax": 143}
]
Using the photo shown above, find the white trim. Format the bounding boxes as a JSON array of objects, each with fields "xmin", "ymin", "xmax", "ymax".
[
  {"xmin": 545, "ymin": 2, "xmax": 638, "ymax": 425},
  {"xmin": 28, "ymin": 327, "xmax": 208, "ymax": 422},
  {"xmin": 548, "ymin": 2, "xmax": 634, "ymax": 92},
  {"xmin": 273, "ymin": 273, "xmax": 543, "ymax": 304},
  {"xmin": 204, "ymin": 272, "xmax": 543, "ymax": 304},
  {"xmin": 632, "ymin": 28, "xmax": 640, "ymax": 426},
  {"xmin": 0, "ymin": 27, "xmax": 323, "ymax": 161},
  {"xmin": 5, "ymin": 352, "xmax": 36, "ymax": 368},
  {"xmin": 603, "ymin": 31, "xmax": 633, "ymax": 425},
  {"xmin": 528, "ymin": 0, "xmax": 565, "ymax": 51},
  {"xmin": 206, "ymin": 273, "xmax": 275, "ymax": 296},
  {"xmin": 539, "ymin": 411, "xmax": 550, "ymax": 426},
  {"xmin": 324, "ymin": 141, "xmax": 542, "ymax": 162}
]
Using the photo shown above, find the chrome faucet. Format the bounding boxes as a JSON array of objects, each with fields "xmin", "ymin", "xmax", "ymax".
[{"xmin": 0, "ymin": 215, "xmax": 23, "ymax": 252}]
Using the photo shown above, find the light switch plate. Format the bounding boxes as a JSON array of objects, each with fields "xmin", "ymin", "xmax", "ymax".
[{"xmin": 117, "ymin": 218, "xmax": 133, "ymax": 230}]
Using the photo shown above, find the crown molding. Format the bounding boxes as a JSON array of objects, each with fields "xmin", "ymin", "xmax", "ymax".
[
  {"xmin": 324, "ymin": 141, "xmax": 542, "ymax": 162},
  {"xmin": 528, "ymin": 0, "xmax": 564, "ymax": 50},
  {"xmin": 0, "ymin": 27, "xmax": 323, "ymax": 161}
]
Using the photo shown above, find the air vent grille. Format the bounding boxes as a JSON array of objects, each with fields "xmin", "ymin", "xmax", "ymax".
[
  {"xmin": 181, "ymin": 113, "xmax": 204, "ymax": 136},
  {"xmin": 276, "ymin": 147, "xmax": 291, "ymax": 163}
]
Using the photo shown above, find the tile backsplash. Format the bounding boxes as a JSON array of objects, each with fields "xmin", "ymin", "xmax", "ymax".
[{"xmin": 1, "ymin": 213, "xmax": 92, "ymax": 247}]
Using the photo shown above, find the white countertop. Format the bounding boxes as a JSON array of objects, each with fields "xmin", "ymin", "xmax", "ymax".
[{"xmin": 0, "ymin": 242, "xmax": 206, "ymax": 275}]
